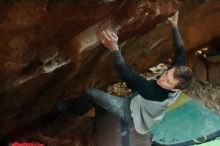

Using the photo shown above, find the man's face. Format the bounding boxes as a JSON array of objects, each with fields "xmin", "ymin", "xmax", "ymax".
[{"xmin": 156, "ymin": 68, "xmax": 179, "ymax": 91}]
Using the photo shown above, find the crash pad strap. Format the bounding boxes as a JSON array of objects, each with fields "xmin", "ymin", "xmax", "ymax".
[
  {"xmin": 121, "ymin": 120, "xmax": 130, "ymax": 146},
  {"xmin": 195, "ymin": 137, "xmax": 220, "ymax": 146}
]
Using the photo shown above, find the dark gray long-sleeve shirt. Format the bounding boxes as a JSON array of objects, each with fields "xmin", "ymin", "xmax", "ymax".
[{"xmin": 111, "ymin": 26, "xmax": 185, "ymax": 102}]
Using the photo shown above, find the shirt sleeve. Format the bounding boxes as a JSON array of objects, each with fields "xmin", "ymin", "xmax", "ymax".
[
  {"xmin": 110, "ymin": 50, "xmax": 167, "ymax": 101},
  {"xmin": 171, "ymin": 26, "xmax": 185, "ymax": 67}
]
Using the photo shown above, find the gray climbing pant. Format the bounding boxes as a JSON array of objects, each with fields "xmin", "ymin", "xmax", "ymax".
[{"xmin": 57, "ymin": 88, "xmax": 133, "ymax": 123}]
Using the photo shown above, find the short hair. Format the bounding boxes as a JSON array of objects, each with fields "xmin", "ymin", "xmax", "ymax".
[{"xmin": 173, "ymin": 66, "xmax": 194, "ymax": 90}]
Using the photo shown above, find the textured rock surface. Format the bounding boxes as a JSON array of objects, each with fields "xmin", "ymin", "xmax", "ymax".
[
  {"xmin": 120, "ymin": 0, "xmax": 220, "ymax": 85},
  {"xmin": 0, "ymin": 0, "xmax": 182, "ymax": 144},
  {"xmin": 189, "ymin": 54, "xmax": 208, "ymax": 84},
  {"xmin": 208, "ymin": 60, "xmax": 220, "ymax": 85},
  {"xmin": 0, "ymin": 0, "xmax": 220, "ymax": 146}
]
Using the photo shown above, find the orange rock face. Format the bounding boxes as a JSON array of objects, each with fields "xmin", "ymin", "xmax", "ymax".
[
  {"xmin": 120, "ymin": 0, "xmax": 220, "ymax": 85},
  {"xmin": 0, "ymin": 0, "xmax": 182, "ymax": 144},
  {"xmin": 0, "ymin": 0, "xmax": 220, "ymax": 145}
]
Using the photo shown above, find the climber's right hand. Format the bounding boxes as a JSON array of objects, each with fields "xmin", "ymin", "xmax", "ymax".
[{"xmin": 98, "ymin": 29, "xmax": 119, "ymax": 52}]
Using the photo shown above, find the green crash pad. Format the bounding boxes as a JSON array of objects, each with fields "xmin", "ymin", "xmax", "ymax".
[
  {"xmin": 194, "ymin": 138, "xmax": 220, "ymax": 146},
  {"xmin": 150, "ymin": 93, "xmax": 220, "ymax": 146}
]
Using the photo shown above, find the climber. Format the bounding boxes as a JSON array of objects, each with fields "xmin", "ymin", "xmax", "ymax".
[{"xmin": 55, "ymin": 11, "xmax": 194, "ymax": 134}]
